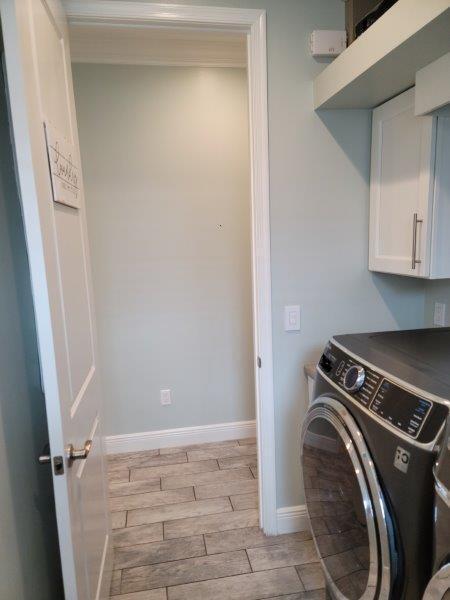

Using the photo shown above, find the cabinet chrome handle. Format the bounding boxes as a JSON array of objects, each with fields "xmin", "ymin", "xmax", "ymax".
[
  {"xmin": 65, "ymin": 439, "xmax": 92, "ymax": 463},
  {"xmin": 411, "ymin": 212, "xmax": 423, "ymax": 270}
]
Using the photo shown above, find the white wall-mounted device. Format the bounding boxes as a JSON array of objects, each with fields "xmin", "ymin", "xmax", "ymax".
[
  {"xmin": 434, "ymin": 302, "xmax": 447, "ymax": 327},
  {"xmin": 160, "ymin": 389, "xmax": 172, "ymax": 405},
  {"xmin": 310, "ymin": 30, "xmax": 347, "ymax": 58},
  {"xmin": 284, "ymin": 305, "xmax": 301, "ymax": 332}
]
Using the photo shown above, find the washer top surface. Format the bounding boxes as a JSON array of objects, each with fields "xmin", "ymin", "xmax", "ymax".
[{"xmin": 333, "ymin": 327, "xmax": 450, "ymax": 402}]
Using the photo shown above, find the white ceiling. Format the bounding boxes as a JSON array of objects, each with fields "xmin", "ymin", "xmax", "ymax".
[{"xmin": 69, "ymin": 24, "xmax": 248, "ymax": 68}]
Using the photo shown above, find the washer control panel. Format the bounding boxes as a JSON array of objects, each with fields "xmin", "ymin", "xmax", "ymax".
[
  {"xmin": 370, "ymin": 379, "xmax": 432, "ymax": 438},
  {"xmin": 343, "ymin": 365, "xmax": 366, "ymax": 393},
  {"xmin": 319, "ymin": 348, "xmax": 382, "ymax": 408},
  {"xmin": 318, "ymin": 343, "xmax": 436, "ymax": 440}
]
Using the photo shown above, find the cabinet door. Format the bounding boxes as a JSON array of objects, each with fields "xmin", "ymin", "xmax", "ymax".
[{"xmin": 369, "ymin": 88, "xmax": 436, "ymax": 277}]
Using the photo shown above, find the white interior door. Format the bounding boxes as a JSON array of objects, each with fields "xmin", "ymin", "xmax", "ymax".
[
  {"xmin": 369, "ymin": 88, "xmax": 435, "ymax": 277},
  {"xmin": 0, "ymin": 1, "xmax": 111, "ymax": 598}
]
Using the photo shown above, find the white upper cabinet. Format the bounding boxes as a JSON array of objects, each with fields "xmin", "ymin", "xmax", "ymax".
[{"xmin": 369, "ymin": 87, "xmax": 450, "ymax": 279}]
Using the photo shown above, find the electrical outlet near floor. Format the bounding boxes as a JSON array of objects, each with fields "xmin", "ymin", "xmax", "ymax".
[
  {"xmin": 434, "ymin": 302, "xmax": 446, "ymax": 327},
  {"xmin": 160, "ymin": 389, "xmax": 172, "ymax": 405}
]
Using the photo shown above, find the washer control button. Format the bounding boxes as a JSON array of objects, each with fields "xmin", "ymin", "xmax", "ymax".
[{"xmin": 344, "ymin": 365, "xmax": 366, "ymax": 393}]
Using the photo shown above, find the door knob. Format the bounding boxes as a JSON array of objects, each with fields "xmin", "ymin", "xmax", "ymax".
[
  {"xmin": 65, "ymin": 440, "xmax": 92, "ymax": 464},
  {"xmin": 38, "ymin": 442, "xmax": 51, "ymax": 465}
]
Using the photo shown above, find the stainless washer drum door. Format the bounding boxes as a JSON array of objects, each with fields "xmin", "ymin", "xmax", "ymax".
[
  {"xmin": 301, "ymin": 397, "xmax": 392, "ymax": 600},
  {"xmin": 423, "ymin": 564, "xmax": 450, "ymax": 600}
]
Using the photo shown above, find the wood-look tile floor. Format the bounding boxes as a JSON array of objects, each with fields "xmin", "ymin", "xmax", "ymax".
[{"xmin": 108, "ymin": 438, "xmax": 325, "ymax": 600}]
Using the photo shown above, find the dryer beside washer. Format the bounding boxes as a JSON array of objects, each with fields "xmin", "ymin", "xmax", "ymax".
[{"xmin": 301, "ymin": 328, "xmax": 450, "ymax": 600}]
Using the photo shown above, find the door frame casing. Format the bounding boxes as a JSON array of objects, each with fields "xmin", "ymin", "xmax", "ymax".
[{"xmin": 64, "ymin": 1, "xmax": 277, "ymax": 534}]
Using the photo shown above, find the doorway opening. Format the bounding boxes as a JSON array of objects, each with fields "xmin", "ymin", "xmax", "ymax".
[{"xmin": 66, "ymin": 3, "xmax": 276, "ymax": 535}]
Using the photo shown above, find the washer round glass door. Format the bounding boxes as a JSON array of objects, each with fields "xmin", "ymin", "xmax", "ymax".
[
  {"xmin": 423, "ymin": 564, "xmax": 450, "ymax": 600},
  {"xmin": 301, "ymin": 398, "xmax": 391, "ymax": 600}
]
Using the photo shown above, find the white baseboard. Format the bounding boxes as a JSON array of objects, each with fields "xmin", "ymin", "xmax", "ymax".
[
  {"xmin": 105, "ymin": 420, "xmax": 256, "ymax": 455},
  {"xmin": 277, "ymin": 505, "xmax": 310, "ymax": 534}
]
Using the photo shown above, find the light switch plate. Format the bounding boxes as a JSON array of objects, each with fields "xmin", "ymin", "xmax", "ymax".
[
  {"xmin": 160, "ymin": 389, "xmax": 171, "ymax": 405},
  {"xmin": 284, "ymin": 305, "xmax": 300, "ymax": 332},
  {"xmin": 434, "ymin": 302, "xmax": 446, "ymax": 327}
]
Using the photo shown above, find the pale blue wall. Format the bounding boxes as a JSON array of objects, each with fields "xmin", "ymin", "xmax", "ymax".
[
  {"xmin": 74, "ymin": 65, "xmax": 254, "ymax": 435},
  {"xmin": 81, "ymin": 0, "xmax": 428, "ymax": 510},
  {"xmin": 0, "ymin": 56, "xmax": 63, "ymax": 599}
]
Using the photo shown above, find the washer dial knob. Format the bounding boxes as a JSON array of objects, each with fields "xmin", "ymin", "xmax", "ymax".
[{"xmin": 344, "ymin": 365, "xmax": 365, "ymax": 393}]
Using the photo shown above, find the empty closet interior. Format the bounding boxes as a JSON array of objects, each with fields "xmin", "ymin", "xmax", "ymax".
[{"xmin": 70, "ymin": 26, "xmax": 256, "ymax": 441}]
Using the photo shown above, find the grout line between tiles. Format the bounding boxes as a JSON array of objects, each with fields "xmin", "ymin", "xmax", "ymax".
[
  {"xmin": 244, "ymin": 548, "xmax": 253, "ymax": 572},
  {"xmin": 294, "ymin": 563, "xmax": 305, "ymax": 587}
]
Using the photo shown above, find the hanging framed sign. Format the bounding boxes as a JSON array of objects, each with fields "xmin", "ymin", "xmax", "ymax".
[{"xmin": 44, "ymin": 121, "xmax": 81, "ymax": 209}]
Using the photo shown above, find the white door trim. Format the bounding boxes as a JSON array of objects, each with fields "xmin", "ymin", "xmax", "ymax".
[{"xmin": 64, "ymin": 1, "xmax": 277, "ymax": 534}]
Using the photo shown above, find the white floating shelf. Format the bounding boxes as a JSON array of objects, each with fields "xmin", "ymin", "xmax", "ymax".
[{"xmin": 314, "ymin": 0, "xmax": 450, "ymax": 110}]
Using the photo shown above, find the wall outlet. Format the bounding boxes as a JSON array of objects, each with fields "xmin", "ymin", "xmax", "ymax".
[
  {"xmin": 434, "ymin": 302, "xmax": 446, "ymax": 327},
  {"xmin": 160, "ymin": 389, "xmax": 172, "ymax": 405}
]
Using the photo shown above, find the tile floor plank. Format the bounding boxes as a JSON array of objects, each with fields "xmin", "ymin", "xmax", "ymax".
[
  {"xmin": 131, "ymin": 459, "xmax": 218, "ymax": 482},
  {"xmin": 113, "ymin": 524, "xmax": 164, "ymax": 549},
  {"xmin": 322, "ymin": 549, "xmax": 362, "ymax": 580},
  {"xmin": 166, "ymin": 566, "xmax": 304, "ymax": 600},
  {"xmin": 218, "ymin": 455, "xmax": 257, "ymax": 470},
  {"xmin": 108, "ymin": 450, "xmax": 160, "ymax": 470},
  {"xmin": 164, "ymin": 508, "xmax": 259, "ymax": 539},
  {"xmin": 238, "ymin": 437, "xmax": 257, "ymax": 446},
  {"xmin": 121, "ymin": 550, "xmax": 250, "ymax": 593},
  {"xmin": 110, "ymin": 590, "xmax": 166, "ymax": 600},
  {"xmin": 110, "ymin": 452, "xmax": 187, "ymax": 472},
  {"xmin": 267, "ymin": 592, "xmax": 326, "ymax": 600},
  {"xmin": 195, "ymin": 478, "xmax": 257, "ymax": 500},
  {"xmin": 110, "ymin": 479, "xmax": 161, "ymax": 498},
  {"xmin": 109, "ymin": 470, "xmax": 130, "ymax": 484},
  {"xmin": 247, "ymin": 539, "xmax": 317, "ymax": 571},
  {"xmin": 110, "ymin": 570, "xmax": 122, "ymax": 595},
  {"xmin": 204, "ymin": 528, "xmax": 312, "ymax": 555},
  {"xmin": 112, "ymin": 512, "xmax": 127, "ymax": 530},
  {"xmin": 127, "ymin": 497, "xmax": 231, "ymax": 527},
  {"xmin": 188, "ymin": 445, "xmax": 257, "ymax": 462},
  {"xmin": 114, "ymin": 535, "xmax": 205, "ymax": 570},
  {"xmin": 296, "ymin": 563, "xmax": 325, "ymax": 591},
  {"xmin": 229, "ymin": 491, "xmax": 258, "ymax": 511},
  {"xmin": 110, "ymin": 488, "xmax": 194, "ymax": 512},
  {"xmin": 160, "ymin": 440, "xmax": 238, "ymax": 455},
  {"xmin": 162, "ymin": 467, "xmax": 252, "ymax": 491}
]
